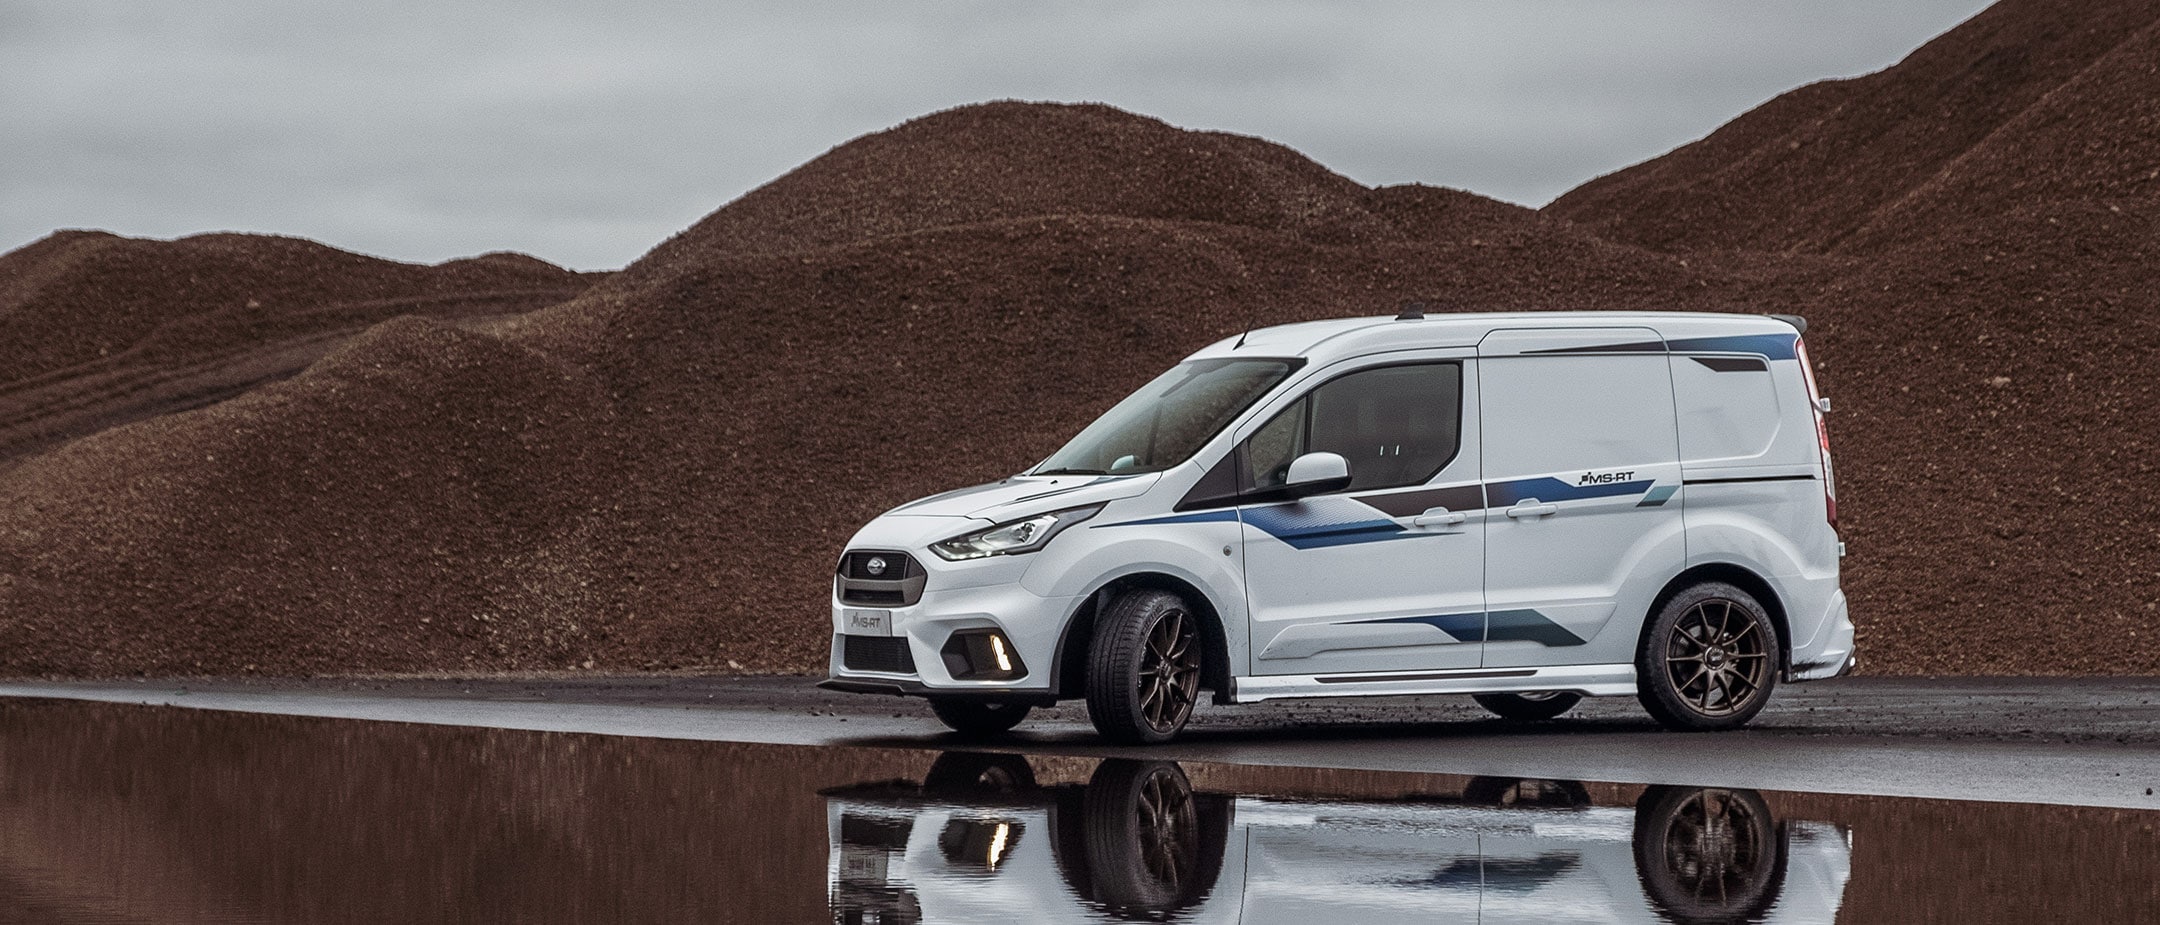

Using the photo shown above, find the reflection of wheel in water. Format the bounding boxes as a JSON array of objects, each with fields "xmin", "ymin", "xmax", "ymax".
[
  {"xmin": 1056, "ymin": 760, "xmax": 1230, "ymax": 919},
  {"xmin": 1463, "ymin": 776, "xmax": 1592, "ymax": 808},
  {"xmin": 1472, "ymin": 690, "xmax": 1583, "ymax": 721},
  {"xmin": 921, "ymin": 751, "xmax": 1038, "ymax": 797},
  {"xmin": 1633, "ymin": 786, "xmax": 1788, "ymax": 924}
]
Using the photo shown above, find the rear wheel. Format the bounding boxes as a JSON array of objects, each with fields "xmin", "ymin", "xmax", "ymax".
[
  {"xmin": 929, "ymin": 698, "xmax": 1032, "ymax": 736},
  {"xmin": 1472, "ymin": 691, "xmax": 1583, "ymax": 721},
  {"xmin": 1086, "ymin": 589, "xmax": 1205, "ymax": 744},
  {"xmin": 1637, "ymin": 582, "xmax": 1780, "ymax": 731}
]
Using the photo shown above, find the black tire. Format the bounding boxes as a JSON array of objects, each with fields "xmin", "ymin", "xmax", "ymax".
[
  {"xmin": 921, "ymin": 751, "xmax": 1038, "ymax": 797},
  {"xmin": 1463, "ymin": 776, "xmax": 1593, "ymax": 808},
  {"xmin": 1473, "ymin": 691, "xmax": 1583, "ymax": 721},
  {"xmin": 1633, "ymin": 786, "xmax": 1788, "ymax": 925},
  {"xmin": 1636, "ymin": 582, "xmax": 1780, "ymax": 731},
  {"xmin": 1072, "ymin": 760, "xmax": 1229, "ymax": 918},
  {"xmin": 1086, "ymin": 589, "xmax": 1205, "ymax": 744},
  {"xmin": 928, "ymin": 698, "xmax": 1032, "ymax": 736}
]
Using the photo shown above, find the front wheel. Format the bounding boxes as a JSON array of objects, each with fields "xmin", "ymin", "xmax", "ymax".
[
  {"xmin": 1636, "ymin": 582, "xmax": 1780, "ymax": 731},
  {"xmin": 1086, "ymin": 589, "xmax": 1205, "ymax": 744},
  {"xmin": 929, "ymin": 698, "xmax": 1032, "ymax": 736}
]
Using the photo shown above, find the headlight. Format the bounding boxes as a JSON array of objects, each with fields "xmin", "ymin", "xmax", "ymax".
[{"xmin": 929, "ymin": 505, "xmax": 1103, "ymax": 561}]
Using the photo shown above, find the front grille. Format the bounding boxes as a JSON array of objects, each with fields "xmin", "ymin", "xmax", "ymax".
[
  {"xmin": 842, "ymin": 551, "xmax": 918, "ymax": 581},
  {"xmin": 837, "ymin": 549, "xmax": 927, "ymax": 607},
  {"xmin": 842, "ymin": 635, "xmax": 918, "ymax": 674}
]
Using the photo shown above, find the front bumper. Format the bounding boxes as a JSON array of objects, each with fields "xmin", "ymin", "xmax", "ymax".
[
  {"xmin": 827, "ymin": 573, "xmax": 1080, "ymax": 697},
  {"xmin": 816, "ymin": 677, "xmax": 1059, "ymax": 705}
]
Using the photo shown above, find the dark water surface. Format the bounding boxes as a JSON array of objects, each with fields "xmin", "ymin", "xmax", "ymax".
[{"xmin": 1, "ymin": 699, "xmax": 2154, "ymax": 923}]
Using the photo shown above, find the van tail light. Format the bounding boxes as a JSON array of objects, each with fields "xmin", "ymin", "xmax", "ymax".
[{"xmin": 1795, "ymin": 338, "xmax": 1837, "ymax": 530}]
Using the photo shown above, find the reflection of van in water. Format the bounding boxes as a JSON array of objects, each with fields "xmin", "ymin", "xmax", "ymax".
[
  {"xmin": 824, "ymin": 312, "xmax": 1852, "ymax": 743},
  {"xmin": 824, "ymin": 753, "xmax": 1853, "ymax": 924}
]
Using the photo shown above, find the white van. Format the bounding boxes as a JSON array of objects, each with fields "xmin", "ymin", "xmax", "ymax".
[{"xmin": 824, "ymin": 311, "xmax": 1852, "ymax": 743}]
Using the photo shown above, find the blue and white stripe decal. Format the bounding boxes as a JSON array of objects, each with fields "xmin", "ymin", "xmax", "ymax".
[
  {"xmin": 1104, "ymin": 510, "xmax": 1240, "ymax": 528},
  {"xmin": 1485, "ymin": 476, "xmax": 1655, "ymax": 508},
  {"xmin": 1238, "ymin": 501, "xmax": 1406, "ymax": 550},
  {"xmin": 1666, "ymin": 333, "xmax": 1798, "ymax": 360},
  {"xmin": 1098, "ymin": 475, "xmax": 1664, "ymax": 549},
  {"xmin": 1354, "ymin": 608, "xmax": 1587, "ymax": 647}
]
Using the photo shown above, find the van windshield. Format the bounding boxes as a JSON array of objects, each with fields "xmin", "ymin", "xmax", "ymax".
[{"xmin": 1032, "ymin": 358, "xmax": 1300, "ymax": 476}]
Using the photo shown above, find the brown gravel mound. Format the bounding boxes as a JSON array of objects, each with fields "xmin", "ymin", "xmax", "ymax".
[
  {"xmin": 633, "ymin": 101, "xmax": 1412, "ymax": 267},
  {"xmin": 1547, "ymin": 0, "xmax": 2160, "ymax": 254},
  {"xmin": 0, "ymin": 316, "xmax": 614, "ymax": 676},
  {"xmin": 2, "ymin": 0, "xmax": 2156, "ymax": 679},
  {"xmin": 0, "ymin": 232, "xmax": 597, "ymax": 460}
]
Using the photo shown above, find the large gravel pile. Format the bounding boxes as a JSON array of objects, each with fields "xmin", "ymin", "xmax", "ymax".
[
  {"xmin": 2, "ymin": 0, "xmax": 2155, "ymax": 677},
  {"xmin": 0, "ymin": 231, "xmax": 597, "ymax": 460}
]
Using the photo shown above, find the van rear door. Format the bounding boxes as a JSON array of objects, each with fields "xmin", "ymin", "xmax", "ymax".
[{"xmin": 1475, "ymin": 328, "xmax": 1685, "ymax": 668}]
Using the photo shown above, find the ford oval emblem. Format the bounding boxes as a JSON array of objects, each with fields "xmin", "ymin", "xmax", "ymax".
[{"xmin": 866, "ymin": 556, "xmax": 888, "ymax": 576}]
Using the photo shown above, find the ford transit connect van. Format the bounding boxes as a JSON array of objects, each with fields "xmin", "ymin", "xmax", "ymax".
[{"xmin": 823, "ymin": 312, "xmax": 1852, "ymax": 743}]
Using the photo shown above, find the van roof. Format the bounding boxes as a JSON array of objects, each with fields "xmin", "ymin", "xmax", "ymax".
[{"xmin": 1186, "ymin": 311, "xmax": 1802, "ymax": 364}]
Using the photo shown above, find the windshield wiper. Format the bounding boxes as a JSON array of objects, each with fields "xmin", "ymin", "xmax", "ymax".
[{"xmin": 1031, "ymin": 467, "xmax": 1108, "ymax": 476}]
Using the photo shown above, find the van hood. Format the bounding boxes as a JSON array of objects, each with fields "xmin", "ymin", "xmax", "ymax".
[{"xmin": 885, "ymin": 473, "xmax": 1162, "ymax": 522}]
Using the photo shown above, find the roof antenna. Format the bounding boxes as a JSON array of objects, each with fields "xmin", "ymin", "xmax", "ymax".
[
  {"xmin": 1233, "ymin": 305, "xmax": 1258, "ymax": 349},
  {"xmin": 1397, "ymin": 299, "xmax": 1428, "ymax": 321}
]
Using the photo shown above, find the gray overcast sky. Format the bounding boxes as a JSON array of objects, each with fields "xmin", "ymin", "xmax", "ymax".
[{"xmin": 3, "ymin": 0, "xmax": 1995, "ymax": 271}]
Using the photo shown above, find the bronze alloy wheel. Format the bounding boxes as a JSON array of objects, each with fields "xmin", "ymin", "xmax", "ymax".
[
  {"xmin": 1137, "ymin": 607, "xmax": 1201, "ymax": 735},
  {"xmin": 1087, "ymin": 589, "xmax": 1208, "ymax": 744},
  {"xmin": 1664, "ymin": 598, "xmax": 1771, "ymax": 717},
  {"xmin": 1636, "ymin": 581, "xmax": 1781, "ymax": 731}
]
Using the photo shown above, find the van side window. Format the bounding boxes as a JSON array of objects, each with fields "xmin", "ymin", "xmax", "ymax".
[
  {"xmin": 1480, "ymin": 354, "xmax": 1677, "ymax": 479},
  {"xmin": 1245, "ymin": 396, "xmax": 1309, "ymax": 490},
  {"xmin": 1244, "ymin": 362, "xmax": 1462, "ymax": 493}
]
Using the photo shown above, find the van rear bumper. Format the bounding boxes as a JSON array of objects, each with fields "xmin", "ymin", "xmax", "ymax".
[{"xmin": 1786, "ymin": 589, "xmax": 1854, "ymax": 682}]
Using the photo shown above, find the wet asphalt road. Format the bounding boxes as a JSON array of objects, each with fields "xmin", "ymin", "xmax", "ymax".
[{"xmin": 4, "ymin": 675, "xmax": 2157, "ymax": 809}]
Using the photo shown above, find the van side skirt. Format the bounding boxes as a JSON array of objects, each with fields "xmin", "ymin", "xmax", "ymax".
[{"xmin": 1229, "ymin": 663, "xmax": 1638, "ymax": 703}]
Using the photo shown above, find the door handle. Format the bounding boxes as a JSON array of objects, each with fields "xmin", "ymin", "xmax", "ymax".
[
  {"xmin": 1412, "ymin": 507, "xmax": 1466, "ymax": 527},
  {"xmin": 1506, "ymin": 500, "xmax": 1559, "ymax": 519}
]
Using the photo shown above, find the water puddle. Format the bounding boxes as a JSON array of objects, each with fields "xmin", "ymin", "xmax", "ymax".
[{"xmin": 1, "ymin": 699, "xmax": 2154, "ymax": 922}]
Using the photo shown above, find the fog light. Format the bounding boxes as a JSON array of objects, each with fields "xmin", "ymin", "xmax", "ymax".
[{"xmin": 940, "ymin": 630, "xmax": 1028, "ymax": 681}]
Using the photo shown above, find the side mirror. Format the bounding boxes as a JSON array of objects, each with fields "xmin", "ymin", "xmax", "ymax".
[{"xmin": 1282, "ymin": 452, "xmax": 1352, "ymax": 498}]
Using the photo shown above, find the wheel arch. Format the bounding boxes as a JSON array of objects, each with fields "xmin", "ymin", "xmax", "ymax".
[
  {"xmin": 1050, "ymin": 572, "xmax": 1234, "ymax": 704},
  {"xmin": 1645, "ymin": 563, "xmax": 1792, "ymax": 674}
]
